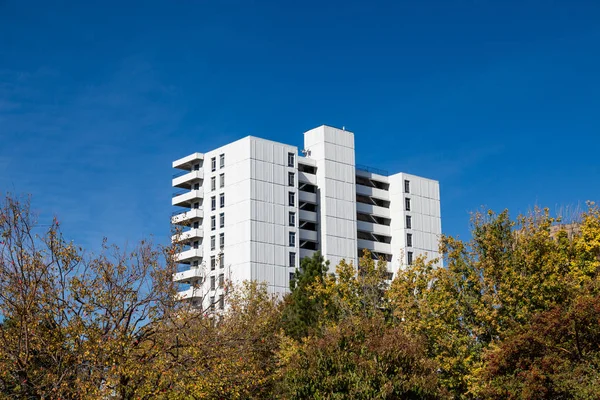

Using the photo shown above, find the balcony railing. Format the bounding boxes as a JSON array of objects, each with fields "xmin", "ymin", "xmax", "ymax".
[
  {"xmin": 172, "ymin": 170, "xmax": 190, "ymax": 178},
  {"xmin": 356, "ymin": 164, "xmax": 388, "ymax": 176},
  {"xmin": 172, "ymin": 189, "xmax": 188, "ymax": 197}
]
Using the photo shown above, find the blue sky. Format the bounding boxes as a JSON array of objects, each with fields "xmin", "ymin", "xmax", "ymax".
[{"xmin": 1, "ymin": 0, "xmax": 599, "ymax": 250}]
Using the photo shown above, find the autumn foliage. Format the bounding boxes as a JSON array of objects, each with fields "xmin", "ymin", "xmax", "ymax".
[{"xmin": 1, "ymin": 194, "xmax": 599, "ymax": 399}]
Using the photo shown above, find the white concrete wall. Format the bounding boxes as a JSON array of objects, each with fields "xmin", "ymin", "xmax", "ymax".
[
  {"xmin": 304, "ymin": 126, "xmax": 358, "ymax": 269},
  {"xmin": 389, "ymin": 173, "xmax": 442, "ymax": 275},
  {"xmin": 249, "ymin": 137, "xmax": 298, "ymax": 295}
]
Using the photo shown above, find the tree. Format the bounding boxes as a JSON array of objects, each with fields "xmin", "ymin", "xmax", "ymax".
[{"xmin": 280, "ymin": 251, "xmax": 329, "ymax": 340}]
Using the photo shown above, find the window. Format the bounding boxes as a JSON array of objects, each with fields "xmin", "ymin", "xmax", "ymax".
[
  {"xmin": 210, "ymin": 235, "xmax": 215, "ymax": 250},
  {"xmin": 210, "ymin": 256, "xmax": 216, "ymax": 270},
  {"xmin": 192, "ymin": 241, "xmax": 199, "ymax": 249},
  {"xmin": 220, "ymin": 173, "xmax": 224, "ymax": 188},
  {"xmin": 193, "ymin": 183, "xmax": 200, "ymax": 190},
  {"xmin": 220, "ymin": 193, "xmax": 225, "ymax": 208},
  {"xmin": 193, "ymin": 221, "xmax": 199, "ymax": 229},
  {"xmin": 193, "ymin": 202, "xmax": 199, "ymax": 209},
  {"xmin": 210, "ymin": 276, "xmax": 216, "ymax": 290},
  {"xmin": 407, "ymin": 251, "xmax": 413, "ymax": 265},
  {"xmin": 211, "ymin": 176, "xmax": 216, "ymax": 191},
  {"xmin": 192, "ymin": 260, "xmax": 199, "ymax": 267},
  {"xmin": 404, "ymin": 179, "xmax": 410, "ymax": 193},
  {"xmin": 219, "ymin": 154, "xmax": 225, "ymax": 169},
  {"xmin": 406, "ymin": 215, "xmax": 412, "ymax": 229},
  {"xmin": 405, "ymin": 197, "xmax": 411, "ymax": 211},
  {"xmin": 211, "ymin": 157, "xmax": 216, "ymax": 172},
  {"xmin": 289, "ymin": 252, "xmax": 296, "ymax": 268},
  {"xmin": 211, "ymin": 196, "xmax": 216, "ymax": 211},
  {"xmin": 219, "ymin": 232, "xmax": 224, "ymax": 248},
  {"xmin": 289, "ymin": 212, "xmax": 296, "ymax": 227},
  {"xmin": 219, "ymin": 295, "xmax": 224, "ymax": 310},
  {"xmin": 210, "ymin": 296, "xmax": 215, "ymax": 311},
  {"xmin": 219, "ymin": 273, "xmax": 224, "ymax": 288},
  {"xmin": 288, "ymin": 172, "xmax": 295, "ymax": 187},
  {"xmin": 193, "ymin": 163, "xmax": 200, "ymax": 171},
  {"xmin": 211, "ymin": 216, "xmax": 216, "ymax": 231},
  {"xmin": 219, "ymin": 213, "xmax": 225, "ymax": 228},
  {"xmin": 289, "ymin": 232, "xmax": 296, "ymax": 247},
  {"xmin": 288, "ymin": 152, "xmax": 295, "ymax": 167},
  {"xmin": 406, "ymin": 233, "xmax": 413, "ymax": 247},
  {"xmin": 289, "ymin": 272, "xmax": 295, "ymax": 284},
  {"xmin": 288, "ymin": 192, "xmax": 295, "ymax": 206},
  {"xmin": 220, "ymin": 254, "xmax": 225, "ymax": 268}
]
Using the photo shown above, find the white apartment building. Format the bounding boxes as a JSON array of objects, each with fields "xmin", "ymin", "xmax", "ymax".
[{"xmin": 171, "ymin": 125, "xmax": 441, "ymax": 308}]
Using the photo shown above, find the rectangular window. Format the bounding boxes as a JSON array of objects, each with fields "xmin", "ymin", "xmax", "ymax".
[
  {"xmin": 289, "ymin": 272, "xmax": 295, "ymax": 283},
  {"xmin": 210, "ymin": 276, "xmax": 216, "ymax": 290},
  {"xmin": 192, "ymin": 241, "xmax": 199, "ymax": 249},
  {"xmin": 220, "ymin": 173, "xmax": 225, "ymax": 188},
  {"xmin": 407, "ymin": 251, "xmax": 413, "ymax": 265},
  {"xmin": 219, "ymin": 154, "xmax": 225, "ymax": 169},
  {"xmin": 219, "ymin": 193, "xmax": 224, "ymax": 208},
  {"xmin": 289, "ymin": 232, "xmax": 296, "ymax": 247},
  {"xmin": 288, "ymin": 172, "xmax": 295, "ymax": 187},
  {"xmin": 211, "ymin": 215, "xmax": 216, "ymax": 231},
  {"xmin": 211, "ymin": 196, "xmax": 216, "ymax": 211},
  {"xmin": 193, "ymin": 221, "xmax": 199, "ymax": 229},
  {"xmin": 404, "ymin": 179, "xmax": 410, "ymax": 193},
  {"xmin": 288, "ymin": 152, "xmax": 295, "ymax": 167},
  {"xmin": 289, "ymin": 252, "xmax": 296, "ymax": 268},
  {"xmin": 289, "ymin": 211, "xmax": 295, "ymax": 227},
  {"xmin": 220, "ymin": 254, "xmax": 225, "ymax": 268},
  {"xmin": 210, "ymin": 256, "xmax": 216, "ymax": 270},
  {"xmin": 219, "ymin": 213, "xmax": 225, "ymax": 228},
  {"xmin": 288, "ymin": 192, "xmax": 295, "ymax": 207},
  {"xmin": 219, "ymin": 232, "xmax": 224, "ymax": 248},
  {"xmin": 219, "ymin": 273, "xmax": 224, "ymax": 288},
  {"xmin": 406, "ymin": 215, "xmax": 412, "ymax": 229},
  {"xmin": 193, "ymin": 183, "xmax": 200, "ymax": 190},
  {"xmin": 211, "ymin": 176, "xmax": 216, "ymax": 191},
  {"xmin": 405, "ymin": 197, "xmax": 411, "ymax": 211},
  {"xmin": 210, "ymin": 296, "xmax": 215, "ymax": 311},
  {"xmin": 219, "ymin": 295, "xmax": 224, "ymax": 310},
  {"xmin": 192, "ymin": 260, "xmax": 199, "ymax": 267},
  {"xmin": 210, "ymin": 235, "xmax": 216, "ymax": 250},
  {"xmin": 406, "ymin": 233, "xmax": 413, "ymax": 247},
  {"xmin": 193, "ymin": 163, "xmax": 200, "ymax": 171},
  {"xmin": 193, "ymin": 202, "xmax": 200, "ymax": 209},
  {"xmin": 211, "ymin": 157, "xmax": 216, "ymax": 172}
]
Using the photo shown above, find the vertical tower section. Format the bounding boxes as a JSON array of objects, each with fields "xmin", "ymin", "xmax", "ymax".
[
  {"xmin": 303, "ymin": 125, "xmax": 358, "ymax": 269},
  {"xmin": 248, "ymin": 137, "xmax": 299, "ymax": 296},
  {"xmin": 389, "ymin": 173, "xmax": 442, "ymax": 275}
]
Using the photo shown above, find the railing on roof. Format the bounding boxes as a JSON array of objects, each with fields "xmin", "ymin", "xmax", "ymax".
[{"xmin": 355, "ymin": 164, "xmax": 388, "ymax": 176}]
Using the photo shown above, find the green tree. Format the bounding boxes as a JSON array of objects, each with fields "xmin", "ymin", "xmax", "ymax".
[{"xmin": 280, "ymin": 251, "xmax": 329, "ymax": 340}]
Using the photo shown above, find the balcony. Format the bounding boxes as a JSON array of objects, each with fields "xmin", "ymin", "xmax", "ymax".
[
  {"xmin": 171, "ymin": 208, "xmax": 203, "ymax": 225},
  {"xmin": 173, "ymin": 153, "xmax": 204, "ymax": 170},
  {"xmin": 357, "ymin": 239, "xmax": 392, "ymax": 254},
  {"xmin": 357, "ymin": 220, "xmax": 391, "ymax": 236},
  {"xmin": 299, "ymin": 209, "xmax": 317, "ymax": 223},
  {"xmin": 299, "ymin": 191, "xmax": 317, "ymax": 204},
  {"xmin": 298, "ymin": 171, "xmax": 317, "ymax": 185},
  {"xmin": 356, "ymin": 184, "xmax": 389, "ymax": 201},
  {"xmin": 356, "ymin": 202, "xmax": 390, "ymax": 218},
  {"xmin": 171, "ymin": 228, "xmax": 203, "ymax": 244},
  {"xmin": 172, "ymin": 189, "xmax": 203, "ymax": 207},
  {"xmin": 300, "ymin": 248, "xmax": 316, "ymax": 260},
  {"xmin": 176, "ymin": 287, "xmax": 203, "ymax": 301},
  {"xmin": 173, "ymin": 268, "xmax": 204, "ymax": 284},
  {"xmin": 172, "ymin": 169, "xmax": 203, "ymax": 188},
  {"xmin": 299, "ymin": 229, "xmax": 318, "ymax": 242},
  {"xmin": 176, "ymin": 248, "xmax": 203, "ymax": 263}
]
